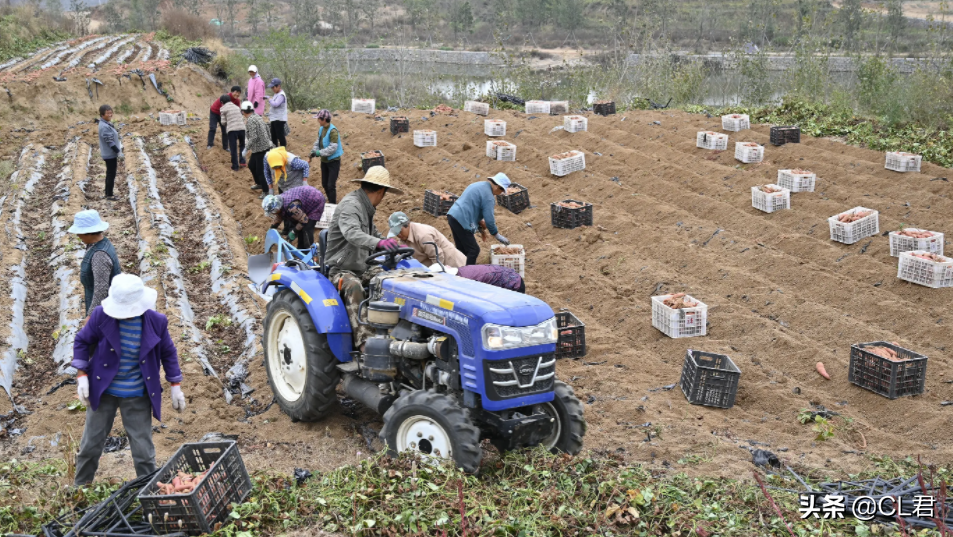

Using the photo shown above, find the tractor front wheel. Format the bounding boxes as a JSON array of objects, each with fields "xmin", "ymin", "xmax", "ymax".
[{"xmin": 537, "ymin": 381, "xmax": 586, "ymax": 455}]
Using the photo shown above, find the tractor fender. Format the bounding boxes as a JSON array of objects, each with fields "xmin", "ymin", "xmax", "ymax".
[{"xmin": 264, "ymin": 267, "xmax": 353, "ymax": 362}]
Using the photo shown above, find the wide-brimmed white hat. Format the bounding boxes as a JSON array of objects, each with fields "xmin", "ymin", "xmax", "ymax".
[
  {"xmin": 430, "ymin": 263, "xmax": 457, "ymax": 275},
  {"xmin": 101, "ymin": 274, "xmax": 158, "ymax": 319},
  {"xmin": 68, "ymin": 209, "xmax": 109, "ymax": 234}
]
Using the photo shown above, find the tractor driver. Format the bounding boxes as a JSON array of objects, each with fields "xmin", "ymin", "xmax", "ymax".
[{"xmin": 323, "ymin": 166, "xmax": 404, "ymax": 349}]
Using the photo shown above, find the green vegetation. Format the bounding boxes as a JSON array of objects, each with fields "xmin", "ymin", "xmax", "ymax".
[
  {"xmin": 205, "ymin": 314, "xmax": 233, "ymax": 331},
  {"xmin": 0, "ymin": 7, "xmax": 71, "ymax": 63},
  {"xmin": 154, "ymin": 29, "xmax": 201, "ymax": 60}
]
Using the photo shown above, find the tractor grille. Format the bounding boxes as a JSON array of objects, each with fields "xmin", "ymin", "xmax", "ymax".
[{"xmin": 483, "ymin": 353, "xmax": 556, "ymax": 400}]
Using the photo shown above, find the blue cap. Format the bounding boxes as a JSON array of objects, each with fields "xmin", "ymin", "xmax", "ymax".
[
  {"xmin": 268, "ymin": 78, "xmax": 282, "ymax": 88},
  {"xmin": 489, "ymin": 172, "xmax": 511, "ymax": 190},
  {"xmin": 68, "ymin": 209, "xmax": 109, "ymax": 234}
]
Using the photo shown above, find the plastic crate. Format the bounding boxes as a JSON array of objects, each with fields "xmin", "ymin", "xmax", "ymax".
[
  {"xmin": 551, "ymin": 199, "xmax": 593, "ymax": 229},
  {"xmin": 770, "ymin": 126, "xmax": 800, "ymax": 145},
  {"xmin": 360, "ymin": 151, "xmax": 385, "ymax": 173},
  {"xmin": 413, "ymin": 130, "xmax": 437, "ymax": 147},
  {"xmin": 316, "ymin": 203, "xmax": 336, "ymax": 229},
  {"xmin": 734, "ymin": 142, "xmax": 764, "ymax": 163},
  {"xmin": 159, "ymin": 110, "xmax": 186, "ymax": 126},
  {"xmin": 464, "ymin": 100, "xmax": 489, "ymax": 116},
  {"xmin": 138, "ymin": 441, "xmax": 252, "ymax": 535},
  {"xmin": 885, "ymin": 151, "xmax": 922, "ymax": 173},
  {"xmin": 777, "ymin": 169, "xmax": 816, "ymax": 192},
  {"xmin": 495, "ymin": 182, "xmax": 530, "ymax": 214},
  {"xmin": 593, "ymin": 101, "xmax": 616, "ymax": 116},
  {"xmin": 525, "ymin": 100, "xmax": 550, "ymax": 114},
  {"xmin": 897, "ymin": 251, "xmax": 953, "ymax": 288},
  {"xmin": 696, "ymin": 131, "xmax": 728, "ymax": 151},
  {"xmin": 721, "ymin": 114, "xmax": 750, "ymax": 132},
  {"xmin": 849, "ymin": 342, "xmax": 927, "ymax": 399},
  {"xmin": 555, "ymin": 311, "xmax": 586, "ymax": 359},
  {"xmin": 651, "ymin": 294, "xmax": 708, "ymax": 339},
  {"xmin": 563, "ymin": 115, "xmax": 588, "ymax": 133},
  {"xmin": 486, "ymin": 140, "xmax": 516, "ymax": 161},
  {"xmin": 390, "ymin": 116, "xmax": 409, "ymax": 135},
  {"xmin": 549, "ymin": 101, "xmax": 569, "ymax": 115},
  {"xmin": 351, "ymin": 98, "xmax": 375, "ymax": 114},
  {"xmin": 423, "ymin": 190, "xmax": 458, "ymax": 217},
  {"xmin": 751, "ymin": 185, "xmax": 791, "ymax": 213},
  {"xmin": 680, "ymin": 350, "xmax": 740, "ymax": 409},
  {"xmin": 889, "ymin": 229, "xmax": 944, "ymax": 257},
  {"xmin": 484, "ymin": 119, "xmax": 506, "ymax": 137},
  {"xmin": 828, "ymin": 207, "xmax": 879, "ymax": 244},
  {"xmin": 490, "ymin": 244, "xmax": 524, "ymax": 277},
  {"xmin": 549, "ymin": 150, "xmax": 586, "ymax": 177}
]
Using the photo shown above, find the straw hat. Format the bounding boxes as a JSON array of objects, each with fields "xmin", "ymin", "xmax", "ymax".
[
  {"xmin": 101, "ymin": 274, "xmax": 158, "ymax": 319},
  {"xmin": 351, "ymin": 166, "xmax": 404, "ymax": 195}
]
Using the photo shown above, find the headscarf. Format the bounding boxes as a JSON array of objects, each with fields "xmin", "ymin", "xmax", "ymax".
[
  {"xmin": 266, "ymin": 147, "xmax": 290, "ymax": 181},
  {"xmin": 317, "ymin": 109, "xmax": 332, "ymax": 122},
  {"xmin": 262, "ymin": 194, "xmax": 283, "ymax": 216}
]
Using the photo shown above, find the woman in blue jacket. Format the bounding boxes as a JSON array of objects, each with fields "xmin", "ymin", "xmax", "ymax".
[{"xmin": 446, "ymin": 173, "xmax": 511, "ymax": 265}]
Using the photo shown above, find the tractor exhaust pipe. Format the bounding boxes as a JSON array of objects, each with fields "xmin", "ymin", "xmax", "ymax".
[{"xmin": 342, "ymin": 374, "xmax": 395, "ymax": 415}]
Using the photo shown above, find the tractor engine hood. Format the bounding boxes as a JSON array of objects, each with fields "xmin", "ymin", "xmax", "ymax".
[{"xmin": 379, "ymin": 271, "xmax": 554, "ymax": 327}]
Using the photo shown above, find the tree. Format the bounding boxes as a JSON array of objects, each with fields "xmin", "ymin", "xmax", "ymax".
[
  {"xmin": 68, "ymin": 0, "xmax": 89, "ymax": 34},
  {"xmin": 245, "ymin": 30, "xmax": 346, "ymax": 110},
  {"xmin": 450, "ymin": 0, "xmax": 473, "ymax": 38},
  {"xmin": 886, "ymin": 0, "xmax": 904, "ymax": 47},
  {"xmin": 246, "ymin": 0, "xmax": 261, "ymax": 33},
  {"xmin": 839, "ymin": 0, "xmax": 863, "ymax": 48}
]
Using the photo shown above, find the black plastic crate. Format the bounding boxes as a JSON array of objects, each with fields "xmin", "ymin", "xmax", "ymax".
[
  {"xmin": 556, "ymin": 311, "xmax": 586, "ymax": 359},
  {"xmin": 679, "ymin": 350, "xmax": 741, "ymax": 409},
  {"xmin": 551, "ymin": 199, "xmax": 593, "ymax": 229},
  {"xmin": 594, "ymin": 101, "xmax": 616, "ymax": 116},
  {"xmin": 139, "ymin": 441, "xmax": 252, "ymax": 535},
  {"xmin": 770, "ymin": 126, "xmax": 800, "ymax": 146},
  {"xmin": 423, "ymin": 189, "xmax": 458, "ymax": 217},
  {"xmin": 849, "ymin": 342, "xmax": 927, "ymax": 399},
  {"xmin": 390, "ymin": 116, "xmax": 409, "ymax": 135},
  {"xmin": 495, "ymin": 183, "xmax": 530, "ymax": 214},
  {"xmin": 361, "ymin": 151, "xmax": 385, "ymax": 173}
]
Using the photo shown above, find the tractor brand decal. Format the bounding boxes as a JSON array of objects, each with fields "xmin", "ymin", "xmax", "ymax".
[
  {"xmin": 322, "ymin": 298, "xmax": 338, "ymax": 307},
  {"xmin": 418, "ymin": 303, "xmax": 469, "ymax": 325},
  {"xmin": 425, "ymin": 294, "xmax": 455, "ymax": 311},
  {"xmin": 394, "ymin": 297, "xmax": 406, "ymax": 306},
  {"xmin": 290, "ymin": 281, "xmax": 312, "ymax": 304},
  {"xmin": 413, "ymin": 307, "xmax": 446, "ymax": 326}
]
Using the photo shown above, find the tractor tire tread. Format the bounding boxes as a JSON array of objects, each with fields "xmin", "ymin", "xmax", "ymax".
[{"xmin": 550, "ymin": 380, "xmax": 586, "ymax": 455}]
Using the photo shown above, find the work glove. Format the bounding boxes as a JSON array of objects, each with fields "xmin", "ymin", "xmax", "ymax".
[
  {"xmin": 495, "ymin": 233, "xmax": 510, "ymax": 246},
  {"xmin": 76, "ymin": 374, "xmax": 90, "ymax": 407},
  {"xmin": 117, "ymin": 151, "xmax": 125, "ymax": 160},
  {"xmin": 268, "ymin": 188, "xmax": 274, "ymax": 196},
  {"xmin": 170, "ymin": 384, "xmax": 186, "ymax": 412},
  {"xmin": 377, "ymin": 238, "xmax": 400, "ymax": 252},
  {"xmin": 288, "ymin": 230, "xmax": 296, "ymax": 242},
  {"xmin": 241, "ymin": 148, "xmax": 248, "ymax": 159}
]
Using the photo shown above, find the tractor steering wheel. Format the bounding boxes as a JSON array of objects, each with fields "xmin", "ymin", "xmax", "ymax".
[{"xmin": 365, "ymin": 247, "xmax": 416, "ymax": 267}]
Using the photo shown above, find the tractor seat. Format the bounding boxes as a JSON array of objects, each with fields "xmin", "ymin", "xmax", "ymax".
[{"xmin": 318, "ymin": 228, "xmax": 329, "ymax": 274}]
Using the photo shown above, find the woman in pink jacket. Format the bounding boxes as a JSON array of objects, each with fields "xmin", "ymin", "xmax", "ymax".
[{"xmin": 247, "ymin": 65, "xmax": 265, "ymax": 115}]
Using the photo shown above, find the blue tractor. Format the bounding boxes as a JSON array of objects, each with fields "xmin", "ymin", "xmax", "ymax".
[{"xmin": 249, "ymin": 229, "xmax": 585, "ymax": 472}]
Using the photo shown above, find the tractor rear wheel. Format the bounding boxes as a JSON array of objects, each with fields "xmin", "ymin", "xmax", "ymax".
[
  {"xmin": 381, "ymin": 390, "xmax": 483, "ymax": 473},
  {"xmin": 264, "ymin": 289, "xmax": 340, "ymax": 422},
  {"xmin": 537, "ymin": 381, "xmax": 586, "ymax": 454}
]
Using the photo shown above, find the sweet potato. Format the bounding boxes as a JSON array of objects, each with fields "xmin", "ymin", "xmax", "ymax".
[
  {"xmin": 663, "ymin": 293, "xmax": 698, "ymax": 309},
  {"xmin": 897, "ymin": 228, "xmax": 934, "ymax": 238},
  {"xmin": 363, "ymin": 150, "xmax": 382, "ymax": 158},
  {"xmin": 790, "ymin": 168, "xmax": 812, "ymax": 175},
  {"xmin": 557, "ymin": 201, "xmax": 583, "ymax": 209},
  {"xmin": 550, "ymin": 151, "xmax": 580, "ymax": 160},
  {"xmin": 865, "ymin": 345, "xmax": 909, "ymax": 362},
  {"xmin": 494, "ymin": 246, "xmax": 523, "ymax": 255},
  {"xmin": 504, "ymin": 186, "xmax": 523, "ymax": 194},
  {"xmin": 816, "ymin": 362, "xmax": 830, "ymax": 380},
  {"xmin": 758, "ymin": 184, "xmax": 782, "ymax": 193},
  {"xmin": 836, "ymin": 210, "xmax": 873, "ymax": 223},
  {"xmin": 911, "ymin": 252, "xmax": 948, "ymax": 262}
]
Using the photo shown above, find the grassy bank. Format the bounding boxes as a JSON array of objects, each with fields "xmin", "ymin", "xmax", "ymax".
[
  {"xmin": 0, "ymin": 7, "xmax": 71, "ymax": 63},
  {"xmin": 1, "ymin": 449, "xmax": 949, "ymax": 536}
]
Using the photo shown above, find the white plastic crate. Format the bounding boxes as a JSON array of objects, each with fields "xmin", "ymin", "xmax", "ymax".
[
  {"xmin": 897, "ymin": 251, "xmax": 953, "ymax": 288},
  {"xmin": 549, "ymin": 101, "xmax": 569, "ymax": 115},
  {"xmin": 464, "ymin": 101, "xmax": 489, "ymax": 116},
  {"xmin": 316, "ymin": 203, "xmax": 336, "ymax": 229},
  {"xmin": 885, "ymin": 151, "xmax": 922, "ymax": 173},
  {"xmin": 696, "ymin": 131, "xmax": 728, "ymax": 150},
  {"xmin": 722, "ymin": 114, "xmax": 750, "ymax": 132},
  {"xmin": 889, "ymin": 229, "xmax": 944, "ymax": 257},
  {"xmin": 563, "ymin": 115, "xmax": 588, "ymax": 133},
  {"xmin": 525, "ymin": 100, "xmax": 550, "ymax": 114},
  {"xmin": 548, "ymin": 150, "xmax": 586, "ymax": 177},
  {"xmin": 651, "ymin": 294, "xmax": 708, "ymax": 339},
  {"xmin": 351, "ymin": 98, "xmax": 375, "ymax": 114},
  {"xmin": 413, "ymin": 130, "xmax": 437, "ymax": 148},
  {"xmin": 484, "ymin": 120, "xmax": 506, "ymax": 137},
  {"xmin": 735, "ymin": 142, "xmax": 764, "ymax": 163},
  {"xmin": 828, "ymin": 207, "xmax": 880, "ymax": 244},
  {"xmin": 777, "ymin": 169, "xmax": 816, "ymax": 192},
  {"xmin": 490, "ymin": 244, "xmax": 525, "ymax": 277},
  {"xmin": 159, "ymin": 110, "xmax": 186, "ymax": 126},
  {"xmin": 751, "ymin": 185, "xmax": 791, "ymax": 213},
  {"xmin": 486, "ymin": 141, "xmax": 516, "ymax": 162}
]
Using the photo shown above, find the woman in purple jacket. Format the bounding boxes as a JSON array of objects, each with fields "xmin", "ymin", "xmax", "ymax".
[{"xmin": 72, "ymin": 274, "xmax": 187, "ymax": 486}]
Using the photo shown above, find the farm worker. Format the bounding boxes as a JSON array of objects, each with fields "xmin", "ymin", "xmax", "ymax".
[
  {"xmin": 387, "ymin": 211, "xmax": 466, "ymax": 268},
  {"xmin": 246, "ymin": 65, "xmax": 265, "ymax": 115},
  {"xmin": 97, "ymin": 104, "xmax": 122, "ymax": 201},
  {"xmin": 240, "ymin": 100, "xmax": 274, "ymax": 198},
  {"xmin": 308, "ymin": 109, "xmax": 342, "ymax": 204},
  {"xmin": 264, "ymin": 146, "xmax": 309, "ymax": 194},
  {"xmin": 69, "ymin": 209, "xmax": 122, "ymax": 316},
  {"xmin": 207, "ymin": 85, "xmax": 241, "ymax": 150},
  {"xmin": 267, "ymin": 78, "xmax": 288, "ymax": 148},
  {"xmin": 429, "ymin": 264, "xmax": 525, "ymax": 293},
  {"xmin": 446, "ymin": 172, "xmax": 511, "ymax": 265},
  {"xmin": 218, "ymin": 95, "xmax": 246, "ymax": 171},
  {"xmin": 72, "ymin": 274, "xmax": 186, "ymax": 486},
  {"xmin": 261, "ymin": 185, "xmax": 326, "ymax": 249},
  {"xmin": 324, "ymin": 166, "xmax": 404, "ymax": 348}
]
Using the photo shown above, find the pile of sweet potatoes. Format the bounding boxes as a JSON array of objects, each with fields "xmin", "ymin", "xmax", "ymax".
[
  {"xmin": 663, "ymin": 293, "xmax": 698, "ymax": 309},
  {"xmin": 790, "ymin": 168, "xmax": 812, "ymax": 175},
  {"xmin": 551, "ymin": 151, "xmax": 580, "ymax": 160},
  {"xmin": 155, "ymin": 470, "xmax": 208, "ymax": 497},
  {"xmin": 897, "ymin": 229, "xmax": 935, "ymax": 239},
  {"xmin": 429, "ymin": 189, "xmax": 455, "ymax": 201},
  {"xmin": 557, "ymin": 201, "xmax": 584, "ymax": 209},
  {"xmin": 494, "ymin": 246, "xmax": 523, "ymax": 255},
  {"xmin": 911, "ymin": 252, "xmax": 949, "ymax": 263},
  {"xmin": 363, "ymin": 150, "xmax": 382, "ymax": 158},
  {"xmin": 836, "ymin": 209, "xmax": 873, "ymax": 223},
  {"xmin": 504, "ymin": 186, "xmax": 523, "ymax": 195},
  {"xmin": 757, "ymin": 185, "xmax": 783, "ymax": 193},
  {"xmin": 864, "ymin": 343, "xmax": 909, "ymax": 362}
]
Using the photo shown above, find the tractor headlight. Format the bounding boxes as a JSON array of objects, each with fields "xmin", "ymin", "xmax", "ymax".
[{"xmin": 482, "ymin": 318, "xmax": 557, "ymax": 350}]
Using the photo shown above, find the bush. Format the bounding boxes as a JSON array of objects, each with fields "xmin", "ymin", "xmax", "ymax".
[
  {"xmin": 160, "ymin": 8, "xmax": 216, "ymax": 41},
  {"xmin": 0, "ymin": 6, "xmax": 71, "ymax": 62}
]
